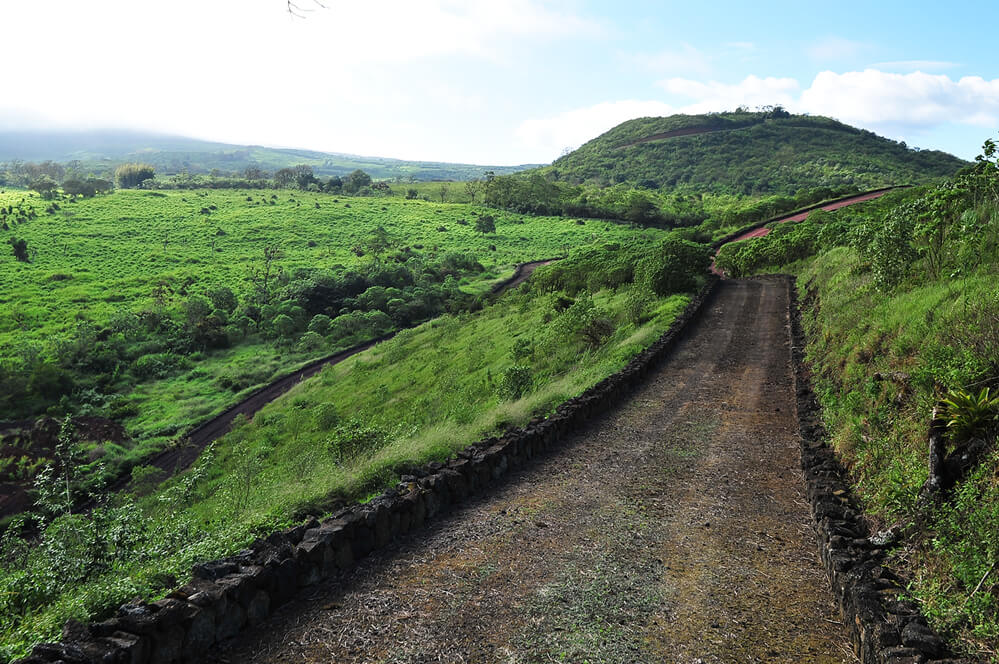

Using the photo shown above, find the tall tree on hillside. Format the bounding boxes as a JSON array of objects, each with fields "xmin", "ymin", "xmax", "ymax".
[
  {"xmin": 274, "ymin": 168, "xmax": 296, "ymax": 188},
  {"xmin": 344, "ymin": 169, "xmax": 372, "ymax": 194},
  {"xmin": 29, "ymin": 175, "xmax": 58, "ymax": 199},
  {"xmin": 464, "ymin": 179, "xmax": 481, "ymax": 203}
]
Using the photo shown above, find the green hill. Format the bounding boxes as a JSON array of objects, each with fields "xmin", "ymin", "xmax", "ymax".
[
  {"xmin": 547, "ymin": 110, "xmax": 967, "ymax": 194},
  {"xmin": 0, "ymin": 129, "xmax": 538, "ymax": 181}
]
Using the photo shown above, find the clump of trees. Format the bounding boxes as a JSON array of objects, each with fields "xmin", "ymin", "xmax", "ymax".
[{"xmin": 62, "ymin": 178, "xmax": 112, "ymax": 198}]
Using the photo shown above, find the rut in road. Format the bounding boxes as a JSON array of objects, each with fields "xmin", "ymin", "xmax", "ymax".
[{"xmin": 207, "ymin": 278, "xmax": 857, "ymax": 664}]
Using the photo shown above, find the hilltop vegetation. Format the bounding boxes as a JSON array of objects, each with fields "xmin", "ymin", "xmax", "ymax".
[
  {"xmin": 546, "ymin": 110, "xmax": 966, "ymax": 194},
  {"xmin": 717, "ymin": 139, "xmax": 999, "ymax": 658}
]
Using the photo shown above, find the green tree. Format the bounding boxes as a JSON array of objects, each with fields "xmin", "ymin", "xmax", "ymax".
[
  {"xmin": 464, "ymin": 179, "xmax": 481, "ymax": 203},
  {"xmin": 208, "ymin": 286, "xmax": 238, "ymax": 314},
  {"xmin": 8, "ymin": 237, "xmax": 29, "ymax": 262},
  {"xmin": 29, "ymin": 175, "xmax": 59, "ymax": 199},
  {"xmin": 475, "ymin": 214, "xmax": 496, "ymax": 233},
  {"xmin": 114, "ymin": 163, "xmax": 155, "ymax": 189},
  {"xmin": 61, "ymin": 178, "xmax": 97, "ymax": 198},
  {"xmin": 636, "ymin": 237, "xmax": 711, "ymax": 296},
  {"xmin": 344, "ymin": 169, "xmax": 372, "ymax": 194}
]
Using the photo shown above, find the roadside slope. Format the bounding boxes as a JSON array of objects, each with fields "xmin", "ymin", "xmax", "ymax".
[{"xmin": 206, "ymin": 278, "xmax": 856, "ymax": 663}]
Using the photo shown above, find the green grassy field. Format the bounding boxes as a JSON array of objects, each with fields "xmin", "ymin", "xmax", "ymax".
[
  {"xmin": 0, "ymin": 188, "xmax": 639, "ymax": 349},
  {"xmin": 0, "ymin": 189, "xmax": 656, "ymax": 463},
  {"xmin": 0, "ymin": 232, "xmax": 698, "ymax": 660}
]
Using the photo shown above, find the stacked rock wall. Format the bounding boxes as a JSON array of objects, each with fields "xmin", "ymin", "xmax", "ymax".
[
  {"xmin": 787, "ymin": 277, "xmax": 972, "ymax": 664},
  {"xmin": 13, "ymin": 279, "xmax": 721, "ymax": 664}
]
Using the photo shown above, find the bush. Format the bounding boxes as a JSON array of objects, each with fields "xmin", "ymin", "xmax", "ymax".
[
  {"xmin": 325, "ymin": 420, "xmax": 388, "ymax": 461},
  {"xmin": 297, "ymin": 330, "xmax": 325, "ymax": 352},
  {"xmin": 312, "ymin": 402, "xmax": 340, "ymax": 430},
  {"xmin": 307, "ymin": 314, "xmax": 332, "ymax": 336},
  {"xmin": 940, "ymin": 387, "xmax": 999, "ymax": 443},
  {"xmin": 132, "ymin": 353, "xmax": 187, "ymax": 380},
  {"xmin": 636, "ymin": 236, "xmax": 711, "ymax": 296},
  {"xmin": 498, "ymin": 365, "xmax": 533, "ymax": 400}
]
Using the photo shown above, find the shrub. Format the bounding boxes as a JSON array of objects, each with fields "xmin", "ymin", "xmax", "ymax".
[
  {"xmin": 498, "ymin": 365, "xmax": 533, "ymax": 400},
  {"xmin": 132, "ymin": 353, "xmax": 187, "ymax": 380},
  {"xmin": 312, "ymin": 402, "xmax": 340, "ymax": 430},
  {"xmin": 636, "ymin": 236, "xmax": 710, "ymax": 296},
  {"xmin": 475, "ymin": 215, "xmax": 496, "ymax": 233},
  {"xmin": 297, "ymin": 331, "xmax": 325, "ymax": 352},
  {"xmin": 307, "ymin": 314, "xmax": 332, "ymax": 336},
  {"xmin": 325, "ymin": 420, "xmax": 388, "ymax": 461}
]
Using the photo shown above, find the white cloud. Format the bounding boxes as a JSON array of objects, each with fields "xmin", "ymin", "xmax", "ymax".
[
  {"xmin": 515, "ymin": 100, "xmax": 678, "ymax": 159},
  {"xmin": 870, "ymin": 60, "xmax": 960, "ymax": 72},
  {"xmin": 0, "ymin": 0, "xmax": 603, "ymax": 164},
  {"xmin": 518, "ymin": 69, "xmax": 999, "ymax": 164},
  {"xmin": 799, "ymin": 70, "xmax": 999, "ymax": 130},
  {"xmin": 623, "ymin": 44, "xmax": 712, "ymax": 76},
  {"xmin": 658, "ymin": 75, "xmax": 800, "ymax": 112},
  {"xmin": 807, "ymin": 36, "xmax": 867, "ymax": 62}
]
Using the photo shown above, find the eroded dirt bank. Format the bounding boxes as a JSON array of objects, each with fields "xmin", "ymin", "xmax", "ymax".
[{"xmin": 206, "ymin": 278, "xmax": 856, "ymax": 664}]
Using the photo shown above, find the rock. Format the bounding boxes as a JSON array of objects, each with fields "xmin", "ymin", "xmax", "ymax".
[
  {"xmin": 149, "ymin": 624, "xmax": 185, "ymax": 664},
  {"xmin": 901, "ymin": 620, "xmax": 943, "ymax": 657},
  {"xmin": 246, "ymin": 591, "xmax": 271, "ymax": 627}
]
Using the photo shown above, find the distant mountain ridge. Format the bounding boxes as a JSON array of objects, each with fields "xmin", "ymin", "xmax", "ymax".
[
  {"xmin": 547, "ymin": 111, "xmax": 968, "ymax": 195},
  {"xmin": 0, "ymin": 129, "xmax": 538, "ymax": 181}
]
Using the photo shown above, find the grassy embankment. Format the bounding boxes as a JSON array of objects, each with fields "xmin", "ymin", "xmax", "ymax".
[
  {"xmin": 715, "ymin": 156, "xmax": 999, "ymax": 659},
  {"xmin": 0, "ymin": 231, "xmax": 707, "ymax": 661}
]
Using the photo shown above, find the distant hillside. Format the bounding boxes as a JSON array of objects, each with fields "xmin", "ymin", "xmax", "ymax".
[
  {"xmin": 547, "ymin": 111, "xmax": 967, "ymax": 194},
  {"xmin": 0, "ymin": 129, "xmax": 537, "ymax": 181}
]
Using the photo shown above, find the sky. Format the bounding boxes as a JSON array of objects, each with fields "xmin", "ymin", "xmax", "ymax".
[{"xmin": 2, "ymin": 0, "xmax": 998, "ymax": 165}]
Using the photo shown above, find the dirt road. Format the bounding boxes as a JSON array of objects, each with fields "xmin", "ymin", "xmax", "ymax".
[
  {"xmin": 724, "ymin": 189, "xmax": 896, "ymax": 245},
  {"xmin": 77, "ymin": 260, "xmax": 560, "ymax": 505},
  {"xmin": 206, "ymin": 277, "xmax": 855, "ymax": 664}
]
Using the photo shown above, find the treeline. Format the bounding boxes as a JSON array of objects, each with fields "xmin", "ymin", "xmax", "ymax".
[
  {"xmin": 481, "ymin": 170, "xmax": 861, "ymax": 230},
  {"xmin": 0, "ymin": 160, "xmax": 389, "ymax": 196}
]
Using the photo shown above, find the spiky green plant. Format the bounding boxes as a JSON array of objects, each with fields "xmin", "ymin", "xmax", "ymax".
[{"xmin": 939, "ymin": 387, "xmax": 999, "ymax": 443}]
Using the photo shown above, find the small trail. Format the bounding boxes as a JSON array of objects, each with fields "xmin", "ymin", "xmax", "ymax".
[
  {"xmin": 206, "ymin": 278, "xmax": 856, "ymax": 664},
  {"xmin": 723, "ymin": 189, "xmax": 895, "ymax": 245},
  {"xmin": 82, "ymin": 260, "xmax": 557, "ymax": 503},
  {"xmin": 711, "ymin": 188, "xmax": 898, "ymax": 275}
]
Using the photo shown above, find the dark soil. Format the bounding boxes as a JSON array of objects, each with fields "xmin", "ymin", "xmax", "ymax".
[
  {"xmin": 0, "ymin": 416, "xmax": 130, "ymax": 518},
  {"xmin": 204, "ymin": 278, "xmax": 856, "ymax": 664}
]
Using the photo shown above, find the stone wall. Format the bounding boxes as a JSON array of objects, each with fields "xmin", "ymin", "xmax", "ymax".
[
  {"xmin": 13, "ymin": 278, "xmax": 721, "ymax": 664},
  {"xmin": 787, "ymin": 276, "xmax": 974, "ymax": 664}
]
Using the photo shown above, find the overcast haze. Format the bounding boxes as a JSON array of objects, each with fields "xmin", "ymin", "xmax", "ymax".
[{"xmin": 2, "ymin": 0, "xmax": 997, "ymax": 165}]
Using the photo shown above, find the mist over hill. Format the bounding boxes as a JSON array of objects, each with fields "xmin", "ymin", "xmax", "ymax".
[{"xmin": 0, "ymin": 129, "xmax": 538, "ymax": 181}]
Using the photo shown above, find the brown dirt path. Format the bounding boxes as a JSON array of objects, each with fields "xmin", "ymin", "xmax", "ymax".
[
  {"xmin": 205, "ymin": 278, "xmax": 856, "ymax": 664},
  {"xmin": 724, "ymin": 189, "xmax": 895, "ymax": 245},
  {"xmin": 66, "ymin": 260, "xmax": 561, "ymax": 510},
  {"xmin": 710, "ymin": 188, "xmax": 898, "ymax": 276}
]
